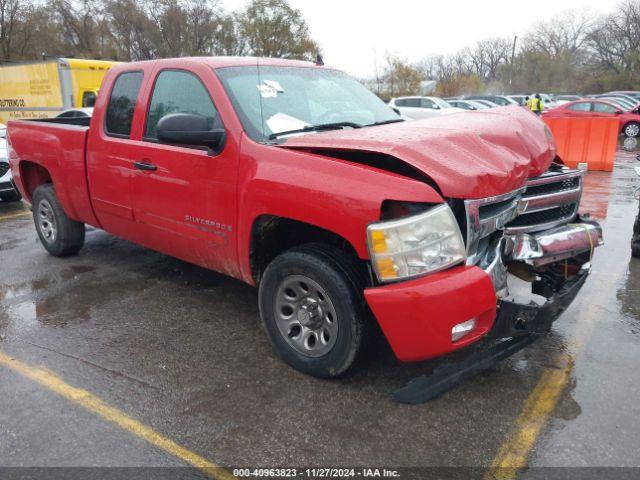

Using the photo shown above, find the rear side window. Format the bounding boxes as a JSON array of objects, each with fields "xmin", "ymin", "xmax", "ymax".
[
  {"xmin": 145, "ymin": 70, "xmax": 220, "ymax": 140},
  {"xmin": 593, "ymin": 102, "xmax": 617, "ymax": 113},
  {"xmin": 404, "ymin": 98, "xmax": 420, "ymax": 107},
  {"xmin": 105, "ymin": 71, "xmax": 143, "ymax": 138}
]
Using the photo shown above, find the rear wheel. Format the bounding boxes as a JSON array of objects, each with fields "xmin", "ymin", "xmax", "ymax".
[
  {"xmin": 258, "ymin": 244, "xmax": 367, "ymax": 378},
  {"xmin": 32, "ymin": 184, "xmax": 85, "ymax": 256},
  {"xmin": 623, "ymin": 122, "xmax": 640, "ymax": 137}
]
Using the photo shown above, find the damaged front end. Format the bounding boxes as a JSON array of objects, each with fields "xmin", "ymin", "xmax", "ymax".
[
  {"xmin": 469, "ymin": 166, "xmax": 602, "ymax": 339},
  {"xmin": 394, "ymin": 166, "xmax": 602, "ymax": 404}
]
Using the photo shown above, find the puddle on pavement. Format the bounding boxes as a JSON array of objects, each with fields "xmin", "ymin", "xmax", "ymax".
[
  {"xmin": 0, "ymin": 264, "xmax": 128, "ymax": 332},
  {"xmin": 554, "ymin": 377, "xmax": 582, "ymax": 421},
  {"xmin": 616, "ymin": 256, "xmax": 640, "ymax": 332}
]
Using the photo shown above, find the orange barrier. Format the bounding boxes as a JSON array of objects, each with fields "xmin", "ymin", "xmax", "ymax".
[{"xmin": 543, "ymin": 117, "xmax": 618, "ymax": 172}]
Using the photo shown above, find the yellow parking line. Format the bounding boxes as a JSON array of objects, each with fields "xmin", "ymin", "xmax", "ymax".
[
  {"xmin": 485, "ymin": 359, "xmax": 572, "ymax": 480},
  {"xmin": 0, "ymin": 211, "xmax": 30, "ymax": 221},
  {"xmin": 0, "ymin": 350, "xmax": 234, "ymax": 480},
  {"xmin": 485, "ymin": 268, "xmax": 623, "ymax": 480}
]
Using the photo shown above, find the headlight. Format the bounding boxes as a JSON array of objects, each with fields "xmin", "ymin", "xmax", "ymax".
[{"xmin": 367, "ymin": 204, "xmax": 466, "ymax": 282}]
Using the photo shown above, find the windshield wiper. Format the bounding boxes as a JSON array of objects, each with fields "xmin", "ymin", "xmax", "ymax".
[
  {"xmin": 268, "ymin": 121, "xmax": 362, "ymax": 140},
  {"xmin": 365, "ymin": 118, "xmax": 405, "ymax": 127}
]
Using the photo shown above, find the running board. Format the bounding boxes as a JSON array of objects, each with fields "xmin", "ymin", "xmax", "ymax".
[{"xmin": 393, "ymin": 334, "xmax": 538, "ymax": 404}]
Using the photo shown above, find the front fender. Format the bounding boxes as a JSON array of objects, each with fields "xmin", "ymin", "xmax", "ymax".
[{"xmin": 236, "ymin": 136, "xmax": 443, "ymax": 284}]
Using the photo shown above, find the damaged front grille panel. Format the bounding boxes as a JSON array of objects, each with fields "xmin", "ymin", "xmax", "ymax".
[
  {"xmin": 465, "ymin": 189, "xmax": 523, "ymax": 264},
  {"xmin": 464, "ymin": 168, "xmax": 583, "ymax": 264},
  {"xmin": 505, "ymin": 169, "xmax": 582, "ymax": 234}
]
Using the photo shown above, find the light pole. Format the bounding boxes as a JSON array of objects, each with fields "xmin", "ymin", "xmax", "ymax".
[{"xmin": 509, "ymin": 35, "xmax": 518, "ymax": 92}]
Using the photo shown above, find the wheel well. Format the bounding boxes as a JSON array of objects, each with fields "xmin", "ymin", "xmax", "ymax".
[
  {"xmin": 19, "ymin": 161, "xmax": 52, "ymax": 201},
  {"xmin": 249, "ymin": 216, "xmax": 370, "ymax": 285}
]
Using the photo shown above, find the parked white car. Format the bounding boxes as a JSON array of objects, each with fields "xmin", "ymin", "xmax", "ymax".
[
  {"xmin": 388, "ymin": 96, "xmax": 465, "ymax": 120},
  {"xmin": 0, "ymin": 123, "xmax": 21, "ymax": 202}
]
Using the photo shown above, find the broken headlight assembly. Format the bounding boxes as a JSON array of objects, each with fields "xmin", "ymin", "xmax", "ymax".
[{"xmin": 367, "ymin": 204, "xmax": 466, "ymax": 282}]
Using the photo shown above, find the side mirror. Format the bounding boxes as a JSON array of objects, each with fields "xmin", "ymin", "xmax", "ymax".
[
  {"xmin": 391, "ymin": 107, "xmax": 401, "ymax": 115},
  {"xmin": 156, "ymin": 113, "xmax": 225, "ymax": 154}
]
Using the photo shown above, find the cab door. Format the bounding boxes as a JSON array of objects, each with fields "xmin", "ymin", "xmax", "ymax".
[
  {"xmin": 130, "ymin": 65, "xmax": 240, "ymax": 277},
  {"xmin": 86, "ymin": 69, "xmax": 147, "ymax": 244}
]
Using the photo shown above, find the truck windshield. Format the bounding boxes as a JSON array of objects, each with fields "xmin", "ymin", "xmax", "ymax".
[{"xmin": 216, "ymin": 66, "xmax": 400, "ymax": 142}]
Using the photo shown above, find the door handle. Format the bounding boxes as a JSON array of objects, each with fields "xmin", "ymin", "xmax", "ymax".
[{"xmin": 133, "ymin": 161, "xmax": 157, "ymax": 171}]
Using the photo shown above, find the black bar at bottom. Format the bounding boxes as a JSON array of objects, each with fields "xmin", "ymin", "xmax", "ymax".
[{"xmin": 393, "ymin": 334, "xmax": 538, "ymax": 404}]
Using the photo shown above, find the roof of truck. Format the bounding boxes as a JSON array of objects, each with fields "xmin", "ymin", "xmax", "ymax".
[{"xmin": 110, "ymin": 56, "xmax": 321, "ymax": 71}]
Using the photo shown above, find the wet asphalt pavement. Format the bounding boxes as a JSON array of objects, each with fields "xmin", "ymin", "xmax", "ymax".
[{"xmin": 1, "ymin": 142, "xmax": 640, "ymax": 477}]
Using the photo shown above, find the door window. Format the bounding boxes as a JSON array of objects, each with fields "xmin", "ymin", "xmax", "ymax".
[
  {"xmin": 105, "ymin": 71, "xmax": 143, "ymax": 138},
  {"xmin": 403, "ymin": 98, "xmax": 420, "ymax": 107},
  {"xmin": 145, "ymin": 70, "xmax": 221, "ymax": 140},
  {"xmin": 567, "ymin": 102, "xmax": 592, "ymax": 112}
]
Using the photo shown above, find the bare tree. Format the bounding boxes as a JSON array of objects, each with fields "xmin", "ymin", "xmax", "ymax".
[
  {"xmin": 104, "ymin": 0, "xmax": 161, "ymax": 60},
  {"xmin": 525, "ymin": 9, "xmax": 593, "ymax": 58},
  {"xmin": 50, "ymin": 0, "xmax": 101, "ymax": 56},
  {"xmin": 0, "ymin": 0, "xmax": 24, "ymax": 59},
  {"xmin": 469, "ymin": 37, "xmax": 511, "ymax": 81},
  {"xmin": 588, "ymin": 1, "xmax": 640, "ymax": 76},
  {"xmin": 383, "ymin": 54, "xmax": 422, "ymax": 97},
  {"xmin": 238, "ymin": 0, "xmax": 319, "ymax": 60}
]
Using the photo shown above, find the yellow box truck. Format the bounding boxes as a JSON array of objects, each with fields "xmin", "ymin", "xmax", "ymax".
[{"xmin": 0, "ymin": 58, "xmax": 119, "ymax": 123}]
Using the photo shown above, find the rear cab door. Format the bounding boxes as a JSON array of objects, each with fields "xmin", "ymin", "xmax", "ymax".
[{"xmin": 86, "ymin": 65, "xmax": 150, "ymax": 244}]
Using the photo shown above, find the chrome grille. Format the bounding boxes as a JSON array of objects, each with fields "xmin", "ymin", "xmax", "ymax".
[
  {"xmin": 0, "ymin": 161, "xmax": 8, "ymax": 177},
  {"xmin": 505, "ymin": 169, "xmax": 582, "ymax": 233},
  {"xmin": 464, "ymin": 168, "xmax": 583, "ymax": 264},
  {"xmin": 464, "ymin": 188, "xmax": 523, "ymax": 264}
]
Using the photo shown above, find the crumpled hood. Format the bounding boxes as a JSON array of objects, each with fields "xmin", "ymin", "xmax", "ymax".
[{"xmin": 280, "ymin": 106, "xmax": 556, "ymax": 199}]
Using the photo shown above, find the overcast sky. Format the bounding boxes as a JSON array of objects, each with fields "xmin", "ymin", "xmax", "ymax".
[{"xmin": 221, "ymin": 0, "xmax": 620, "ymax": 78}]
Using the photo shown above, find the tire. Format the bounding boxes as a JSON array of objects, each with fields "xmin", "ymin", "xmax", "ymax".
[
  {"xmin": 258, "ymin": 243, "xmax": 368, "ymax": 378},
  {"xmin": 633, "ymin": 243, "xmax": 640, "ymax": 258},
  {"xmin": 0, "ymin": 189, "xmax": 21, "ymax": 202},
  {"xmin": 32, "ymin": 183, "xmax": 85, "ymax": 256},
  {"xmin": 623, "ymin": 122, "xmax": 640, "ymax": 138}
]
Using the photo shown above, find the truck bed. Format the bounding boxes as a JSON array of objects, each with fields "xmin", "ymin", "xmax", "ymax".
[
  {"xmin": 8, "ymin": 118, "xmax": 98, "ymax": 226},
  {"xmin": 25, "ymin": 116, "xmax": 92, "ymax": 127}
]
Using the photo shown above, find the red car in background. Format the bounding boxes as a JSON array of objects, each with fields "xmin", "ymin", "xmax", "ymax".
[{"xmin": 542, "ymin": 98, "xmax": 640, "ymax": 137}]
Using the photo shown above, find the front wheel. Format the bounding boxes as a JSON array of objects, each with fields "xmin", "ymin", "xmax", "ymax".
[
  {"xmin": 623, "ymin": 122, "xmax": 640, "ymax": 138},
  {"xmin": 258, "ymin": 244, "xmax": 367, "ymax": 378},
  {"xmin": 32, "ymin": 184, "xmax": 85, "ymax": 256}
]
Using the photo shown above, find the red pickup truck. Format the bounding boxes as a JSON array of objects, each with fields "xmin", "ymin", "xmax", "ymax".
[{"xmin": 8, "ymin": 57, "xmax": 602, "ymax": 388}]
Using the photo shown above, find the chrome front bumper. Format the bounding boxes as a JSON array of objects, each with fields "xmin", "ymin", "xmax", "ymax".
[
  {"xmin": 508, "ymin": 220, "xmax": 603, "ymax": 266},
  {"xmin": 481, "ymin": 218, "xmax": 603, "ymax": 297}
]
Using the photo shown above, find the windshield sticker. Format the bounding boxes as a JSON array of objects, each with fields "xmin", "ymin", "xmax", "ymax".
[
  {"xmin": 257, "ymin": 80, "xmax": 285, "ymax": 98},
  {"xmin": 266, "ymin": 113, "xmax": 309, "ymax": 135},
  {"xmin": 263, "ymin": 80, "xmax": 284, "ymax": 92}
]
